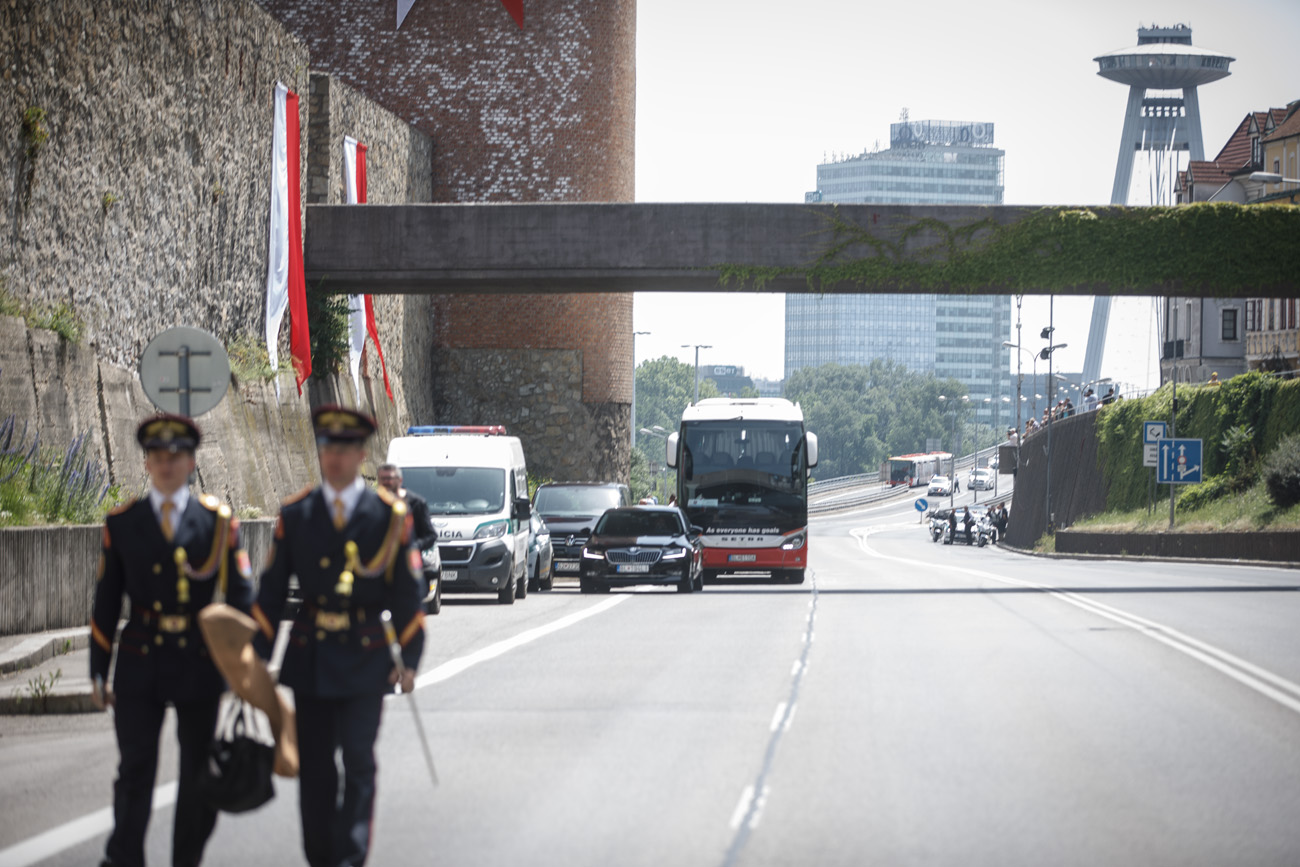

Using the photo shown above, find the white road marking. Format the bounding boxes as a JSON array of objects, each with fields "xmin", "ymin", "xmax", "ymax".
[
  {"xmin": 0, "ymin": 784, "xmax": 177, "ymax": 867},
  {"xmin": 851, "ymin": 529, "xmax": 1300, "ymax": 716},
  {"xmin": 769, "ymin": 702, "xmax": 788, "ymax": 732},
  {"xmin": 0, "ymin": 598, "xmax": 630, "ymax": 867},
  {"xmin": 729, "ymin": 785, "xmax": 756, "ymax": 830},
  {"xmin": 412, "ymin": 595, "xmax": 628, "ymax": 690},
  {"xmin": 790, "ymin": 659, "xmax": 803, "ymax": 677},
  {"xmin": 783, "ymin": 702, "xmax": 798, "ymax": 732}
]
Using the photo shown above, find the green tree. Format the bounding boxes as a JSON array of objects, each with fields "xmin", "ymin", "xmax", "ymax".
[{"xmin": 785, "ymin": 361, "xmax": 971, "ymax": 479}]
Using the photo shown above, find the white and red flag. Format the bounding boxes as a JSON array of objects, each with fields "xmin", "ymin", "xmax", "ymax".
[
  {"xmin": 264, "ymin": 82, "xmax": 311, "ymax": 395},
  {"xmin": 342, "ymin": 136, "xmax": 393, "ymax": 402}
]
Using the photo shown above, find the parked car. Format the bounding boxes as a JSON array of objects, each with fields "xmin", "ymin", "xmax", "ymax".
[
  {"xmin": 579, "ymin": 506, "xmax": 704, "ymax": 594},
  {"xmin": 527, "ymin": 511, "xmax": 554, "ymax": 592},
  {"xmin": 928, "ymin": 475, "xmax": 956, "ymax": 496},
  {"xmin": 968, "ymin": 468, "xmax": 995, "ymax": 491},
  {"xmin": 534, "ymin": 481, "xmax": 633, "ymax": 580}
]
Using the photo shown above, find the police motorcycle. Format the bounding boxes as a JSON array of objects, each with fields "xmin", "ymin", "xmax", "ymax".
[
  {"xmin": 926, "ymin": 508, "xmax": 951, "ymax": 543},
  {"xmin": 943, "ymin": 511, "xmax": 992, "ymax": 547}
]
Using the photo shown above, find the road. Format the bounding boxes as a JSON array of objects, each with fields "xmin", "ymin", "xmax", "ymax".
[{"xmin": 2, "ymin": 487, "xmax": 1299, "ymax": 866}]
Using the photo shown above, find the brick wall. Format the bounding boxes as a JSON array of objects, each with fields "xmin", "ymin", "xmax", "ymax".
[{"xmin": 256, "ymin": 0, "xmax": 636, "ymax": 483}]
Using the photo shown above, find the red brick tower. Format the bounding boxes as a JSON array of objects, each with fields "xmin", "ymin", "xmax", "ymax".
[{"xmin": 257, "ymin": 0, "xmax": 635, "ymax": 481}]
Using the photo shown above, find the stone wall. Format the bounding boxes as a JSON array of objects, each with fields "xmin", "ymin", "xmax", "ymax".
[
  {"xmin": 435, "ymin": 348, "xmax": 624, "ymax": 481},
  {"xmin": 1, "ymin": 0, "xmax": 311, "ymax": 369},
  {"xmin": 1004, "ymin": 410, "xmax": 1111, "ymax": 548},
  {"xmin": 0, "ymin": 2, "xmax": 437, "ymax": 508}
]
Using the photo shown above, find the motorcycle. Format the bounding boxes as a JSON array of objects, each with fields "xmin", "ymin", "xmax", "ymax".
[
  {"xmin": 943, "ymin": 516, "xmax": 991, "ymax": 547},
  {"xmin": 927, "ymin": 511, "xmax": 948, "ymax": 542}
]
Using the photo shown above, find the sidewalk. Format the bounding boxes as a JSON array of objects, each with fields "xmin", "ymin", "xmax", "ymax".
[{"xmin": 0, "ymin": 628, "xmax": 96, "ymax": 714}]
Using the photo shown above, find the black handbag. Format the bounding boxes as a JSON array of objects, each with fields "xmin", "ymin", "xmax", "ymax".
[{"xmin": 199, "ymin": 695, "xmax": 276, "ymax": 813}]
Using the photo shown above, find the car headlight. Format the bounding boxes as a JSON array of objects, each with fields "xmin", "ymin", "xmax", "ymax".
[
  {"xmin": 662, "ymin": 546, "xmax": 687, "ymax": 560},
  {"xmin": 537, "ymin": 533, "xmax": 549, "ymax": 546},
  {"xmin": 781, "ymin": 533, "xmax": 806, "ymax": 551},
  {"xmin": 581, "ymin": 547, "xmax": 605, "ymax": 560},
  {"xmin": 421, "ymin": 548, "xmax": 440, "ymax": 567},
  {"xmin": 474, "ymin": 520, "xmax": 509, "ymax": 539}
]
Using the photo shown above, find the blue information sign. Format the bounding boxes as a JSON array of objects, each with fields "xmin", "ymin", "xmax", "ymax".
[
  {"xmin": 1143, "ymin": 421, "xmax": 1168, "ymax": 444},
  {"xmin": 915, "ymin": 498, "xmax": 929, "ymax": 512},
  {"xmin": 1157, "ymin": 438, "xmax": 1203, "ymax": 485}
]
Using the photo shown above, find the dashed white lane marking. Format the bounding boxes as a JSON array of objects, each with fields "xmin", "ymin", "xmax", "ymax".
[
  {"xmin": 728, "ymin": 785, "xmax": 770, "ymax": 831},
  {"xmin": 851, "ymin": 529, "xmax": 1300, "ymax": 716},
  {"xmin": 769, "ymin": 702, "xmax": 788, "ymax": 732},
  {"xmin": 0, "ymin": 598, "xmax": 631, "ymax": 867},
  {"xmin": 790, "ymin": 659, "xmax": 803, "ymax": 677},
  {"xmin": 783, "ymin": 702, "xmax": 799, "ymax": 733}
]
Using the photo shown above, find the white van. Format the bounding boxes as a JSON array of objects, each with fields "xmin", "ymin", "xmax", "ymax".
[{"xmin": 386, "ymin": 426, "xmax": 531, "ymax": 604}]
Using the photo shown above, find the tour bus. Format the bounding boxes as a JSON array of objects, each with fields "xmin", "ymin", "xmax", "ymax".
[
  {"xmin": 665, "ymin": 398, "xmax": 817, "ymax": 584},
  {"xmin": 881, "ymin": 452, "xmax": 952, "ymax": 487}
]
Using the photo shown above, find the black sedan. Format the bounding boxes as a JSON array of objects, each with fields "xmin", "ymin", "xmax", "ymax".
[{"xmin": 579, "ymin": 506, "xmax": 704, "ymax": 593}]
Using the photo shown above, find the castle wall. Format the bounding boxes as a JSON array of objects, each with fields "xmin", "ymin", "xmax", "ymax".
[
  {"xmin": 0, "ymin": 1, "xmax": 435, "ymax": 509},
  {"xmin": 256, "ymin": 0, "xmax": 636, "ymax": 483}
]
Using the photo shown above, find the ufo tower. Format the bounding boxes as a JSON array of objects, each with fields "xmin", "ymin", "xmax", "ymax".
[
  {"xmin": 1080, "ymin": 24, "xmax": 1234, "ymax": 386},
  {"xmin": 1095, "ymin": 23, "xmax": 1234, "ymax": 205}
]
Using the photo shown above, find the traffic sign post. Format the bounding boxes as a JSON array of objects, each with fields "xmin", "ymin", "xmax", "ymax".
[
  {"xmin": 1157, "ymin": 438, "xmax": 1202, "ymax": 485},
  {"xmin": 915, "ymin": 497, "xmax": 929, "ymax": 522},
  {"xmin": 1142, "ymin": 420, "xmax": 1167, "ymax": 514}
]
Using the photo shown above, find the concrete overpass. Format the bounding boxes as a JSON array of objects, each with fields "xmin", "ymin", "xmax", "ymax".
[{"xmin": 304, "ymin": 202, "xmax": 1297, "ymax": 296}]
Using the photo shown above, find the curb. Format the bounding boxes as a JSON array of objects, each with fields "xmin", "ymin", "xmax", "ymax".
[
  {"xmin": 0, "ymin": 689, "xmax": 98, "ymax": 715},
  {"xmin": 0, "ymin": 630, "xmax": 87, "ymax": 675},
  {"xmin": 997, "ymin": 541, "xmax": 1300, "ymax": 570}
]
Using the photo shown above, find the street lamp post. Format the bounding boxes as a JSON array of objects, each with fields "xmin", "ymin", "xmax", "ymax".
[
  {"xmin": 1003, "ymin": 340, "xmax": 1037, "ymax": 435},
  {"xmin": 682, "ymin": 344, "xmax": 712, "ymax": 404},
  {"xmin": 938, "ymin": 394, "xmax": 968, "ymax": 510},
  {"xmin": 1040, "ymin": 301, "xmax": 1068, "ymax": 534},
  {"xmin": 640, "ymin": 426, "xmax": 669, "ymax": 502}
]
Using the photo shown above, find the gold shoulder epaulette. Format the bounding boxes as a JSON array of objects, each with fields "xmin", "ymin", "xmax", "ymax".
[
  {"xmin": 281, "ymin": 485, "xmax": 313, "ymax": 506},
  {"xmin": 375, "ymin": 485, "xmax": 397, "ymax": 506},
  {"xmin": 108, "ymin": 497, "xmax": 137, "ymax": 517}
]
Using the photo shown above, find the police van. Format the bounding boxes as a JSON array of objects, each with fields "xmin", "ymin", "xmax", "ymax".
[{"xmin": 386, "ymin": 426, "xmax": 531, "ymax": 604}]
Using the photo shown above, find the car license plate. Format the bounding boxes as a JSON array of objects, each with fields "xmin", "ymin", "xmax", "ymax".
[
  {"xmin": 616, "ymin": 563, "xmax": 650, "ymax": 573},
  {"xmin": 555, "ymin": 561, "xmax": 580, "ymax": 572},
  {"xmin": 729, "ymin": 553, "xmax": 757, "ymax": 562},
  {"xmin": 442, "ymin": 570, "xmax": 459, "ymax": 581}
]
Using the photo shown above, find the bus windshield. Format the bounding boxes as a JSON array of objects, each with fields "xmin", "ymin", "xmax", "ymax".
[{"xmin": 679, "ymin": 420, "xmax": 807, "ymax": 523}]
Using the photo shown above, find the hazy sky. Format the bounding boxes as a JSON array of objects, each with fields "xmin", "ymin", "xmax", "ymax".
[{"xmin": 631, "ymin": 0, "xmax": 1299, "ymax": 392}]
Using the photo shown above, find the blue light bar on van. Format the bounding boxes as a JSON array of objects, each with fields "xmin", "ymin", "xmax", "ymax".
[{"xmin": 406, "ymin": 425, "xmax": 508, "ymax": 436}]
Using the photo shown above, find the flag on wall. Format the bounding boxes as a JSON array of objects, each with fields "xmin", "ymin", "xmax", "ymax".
[
  {"xmin": 264, "ymin": 82, "xmax": 311, "ymax": 395},
  {"xmin": 343, "ymin": 137, "xmax": 393, "ymax": 402}
]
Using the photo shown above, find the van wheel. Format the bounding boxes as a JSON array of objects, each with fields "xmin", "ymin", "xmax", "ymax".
[
  {"xmin": 498, "ymin": 578, "xmax": 516, "ymax": 604},
  {"xmin": 515, "ymin": 570, "xmax": 528, "ymax": 599}
]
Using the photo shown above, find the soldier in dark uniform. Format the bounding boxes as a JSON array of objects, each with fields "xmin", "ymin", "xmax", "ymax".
[
  {"xmin": 251, "ymin": 405, "xmax": 425, "ymax": 867},
  {"xmin": 90, "ymin": 414, "xmax": 255, "ymax": 867}
]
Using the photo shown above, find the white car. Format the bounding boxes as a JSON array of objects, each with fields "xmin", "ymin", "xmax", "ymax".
[
  {"xmin": 927, "ymin": 475, "xmax": 955, "ymax": 496},
  {"xmin": 968, "ymin": 468, "xmax": 995, "ymax": 491}
]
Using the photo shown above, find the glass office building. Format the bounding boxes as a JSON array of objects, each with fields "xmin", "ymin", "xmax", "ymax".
[{"xmin": 787, "ymin": 119, "xmax": 1011, "ymax": 427}]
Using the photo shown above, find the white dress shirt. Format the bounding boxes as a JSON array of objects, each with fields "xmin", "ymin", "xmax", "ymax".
[{"xmin": 148, "ymin": 486, "xmax": 190, "ymax": 539}]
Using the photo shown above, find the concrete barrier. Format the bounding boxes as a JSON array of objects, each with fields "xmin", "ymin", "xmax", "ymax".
[
  {"xmin": 1055, "ymin": 530, "xmax": 1300, "ymax": 563},
  {"xmin": 0, "ymin": 519, "xmax": 275, "ymax": 636}
]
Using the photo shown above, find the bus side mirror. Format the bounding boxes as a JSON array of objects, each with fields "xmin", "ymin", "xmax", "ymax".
[
  {"xmin": 806, "ymin": 432, "xmax": 818, "ymax": 468},
  {"xmin": 666, "ymin": 432, "xmax": 679, "ymax": 469}
]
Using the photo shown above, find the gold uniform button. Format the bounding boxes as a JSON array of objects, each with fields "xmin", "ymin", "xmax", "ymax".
[
  {"xmin": 152, "ymin": 564, "xmax": 162, "ymax": 575},
  {"xmin": 153, "ymin": 601, "xmax": 163, "ymax": 611},
  {"xmin": 141, "ymin": 646, "xmax": 149, "ymax": 655},
  {"xmin": 154, "ymin": 635, "xmax": 163, "ymax": 646},
  {"xmin": 318, "ymin": 596, "xmax": 327, "ymax": 605},
  {"xmin": 320, "ymin": 557, "xmax": 331, "ymax": 568},
  {"xmin": 316, "ymin": 630, "xmax": 326, "ymax": 641},
  {"xmin": 361, "ymin": 636, "xmax": 370, "ymax": 647},
  {"xmin": 178, "ymin": 637, "xmax": 187, "ymax": 649}
]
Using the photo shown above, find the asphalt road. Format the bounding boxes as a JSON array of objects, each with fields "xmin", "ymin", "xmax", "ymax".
[{"xmin": 2, "ymin": 488, "xmax": 1299, "ymax": 866}]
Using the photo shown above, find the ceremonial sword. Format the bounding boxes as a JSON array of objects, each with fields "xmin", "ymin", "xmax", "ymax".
[{"xmin": 381, "ymin": 610, "xmax": 439, "ymax": 787}]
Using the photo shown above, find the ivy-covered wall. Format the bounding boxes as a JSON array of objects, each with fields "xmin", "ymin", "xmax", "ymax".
[{"xmin": 1096, "ymin": 374, "xmax": 1300, "ymax": 512}]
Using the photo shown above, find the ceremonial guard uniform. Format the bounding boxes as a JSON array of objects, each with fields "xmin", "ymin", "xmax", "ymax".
[
  {"xmin": 90, "ymin": 415, "xmax": 254, "ymax": 867},
  {"xmin": 252, "ymin": 406, "xmax": 425, "ymax": 867}
]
